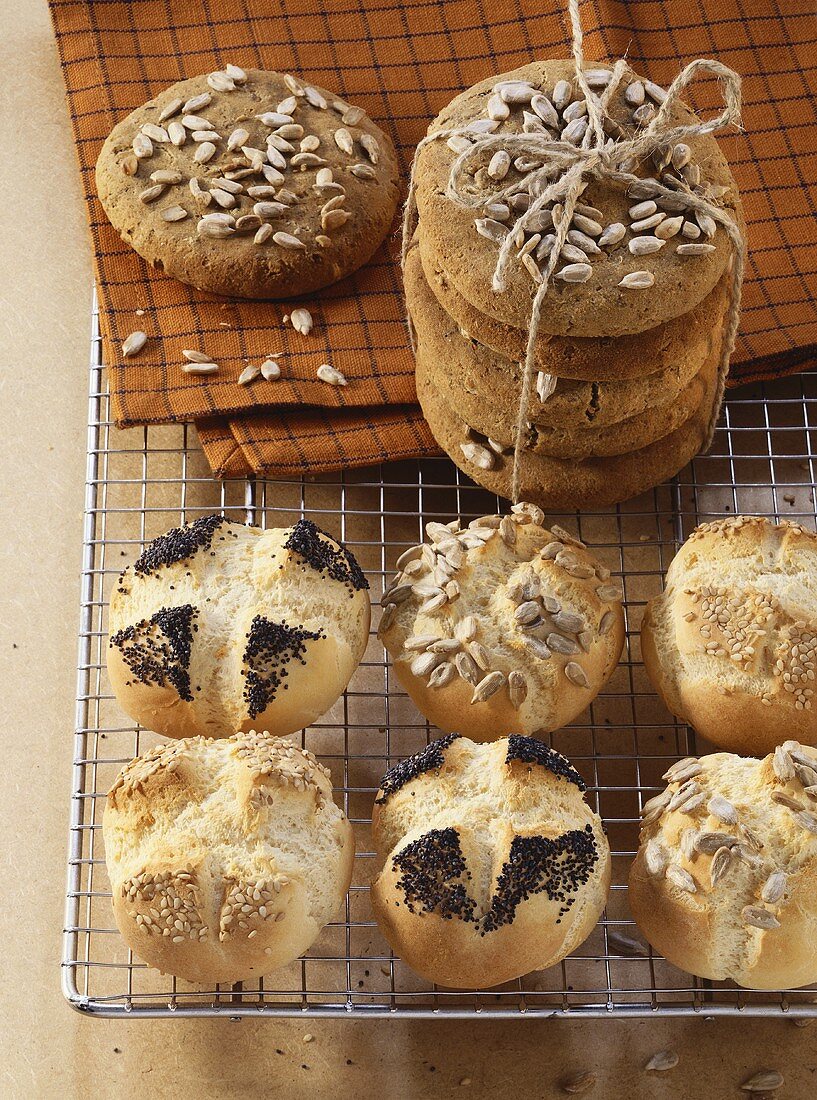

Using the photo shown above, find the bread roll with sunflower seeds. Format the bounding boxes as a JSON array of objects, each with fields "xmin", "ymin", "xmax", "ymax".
[
  {"xmin": 371, "ymin": 734, "xmax": 610, "ymax": 989},
  {"xmin": 629, "ymin": 741, "xmax": 817, "ymax": 990},
  {"xmin": 107, "ymin": 514, "xmax": 370, "ymax": 739},
  {"xmin": 377, "ymin": 503, "xmax": 624, "ymax": 739},
  {"xmin": 103, "ymin": 731, "xmax": 354, "ymax": 985},
  {"xmin": 642, "ymin": 516, "xmax": 817, "ymax": 756}
]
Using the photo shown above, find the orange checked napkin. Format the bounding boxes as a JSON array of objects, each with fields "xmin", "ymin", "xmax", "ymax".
[{"xmin": 49, "ymin": 0, "xmax": 817, "ymax": 477}]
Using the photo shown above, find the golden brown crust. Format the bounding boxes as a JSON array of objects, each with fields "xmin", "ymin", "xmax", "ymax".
[
  {"xmin": 377, "ymin": 506, "xmax": 624, "ymax": 740},
  {"xmin": 107, "ymin": 516, "xmax": 370, "ymax": 739},
  {"xmin": 415, "ymin": 59, "xmax": 741, "ymax": 337},
  {"xmin": 371, "ymin": 737, "xmax": 611, "ymax": 988},
  {"xmin": 104, "ymin": 732, "xmax": 355, "ymax": 986},
  {"xmin": 628, "ymin": 745, "xmax": 817, "ymax": 989},
  {"xmin": 96, "ymin": 70, "xmax": 400, "ymax": 298},
  {"xmin": 641, "ymin": 516, "xmax": 817, "ymax": 756}
]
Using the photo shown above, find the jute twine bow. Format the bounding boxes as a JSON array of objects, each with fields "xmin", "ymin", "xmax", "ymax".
[{"xmin": 402, "ymin": 0, "xmax": 745, "ymax": 504}]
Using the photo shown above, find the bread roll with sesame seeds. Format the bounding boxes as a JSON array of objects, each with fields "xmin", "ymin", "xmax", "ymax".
[
  {"xmin": 642, "ymin": 516, "xmax": 817, "ymax": 756},
  {"xmin": 377, "ymin": 503, "xmax": 625, "ymax": 740},
  {"xmin": 107, "ymin": 514, "xmax": 370, "ymax": 739},
  {"xmin": 370, "ymin": 735, "xmax": 611, "ymax": 989},
  {"xmin": 103, "ymin": 730, "xmax": 354, "ymax": 986},
  {"xmin": 629, "ymin": 741, "xmax": 817, "ymax": 989}
]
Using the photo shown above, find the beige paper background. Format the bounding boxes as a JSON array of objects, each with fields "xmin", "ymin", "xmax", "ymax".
[{"xmin": 1, "ymin": 1, "xmax": 816, "ymax": 1096}]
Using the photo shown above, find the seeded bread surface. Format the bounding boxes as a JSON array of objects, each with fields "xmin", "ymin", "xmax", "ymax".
[
  {"xmin": 407, "ymin": 243, "xmax": 722, "ymax": 456},
  {"xmin": 377, "ymin": 504, "xmax": 625, "ymax": 740},
  {"xmin": 629, "ymin": 743, "xmax": 817, "ymax": 989},
  {"xmin": 417, "ymin": 229, "xmax": 731, "ymax": 382},
  {"xmin": 107, "ymin": 515, "xmax": 370, "ymax": 739},
  {"xmin": 416, "ymin": 363, "xmax": 714, "ymax": 509},
  {"xmin": 415, "ymin": 59, "xmax": 741, "ymax": 337},
  {"xmin": 370, "ymin": 735, "xmax": 611, "ymax": 989},
  {"xmin": 642, "ymin": 516, "xmax": 817, "ymax": 755},
  {"xmin": 96, "ymin": 70, "xmax": 400, "ymax": 298},
  {"xmin": 103, "ymin": 731, "xmax": 354, "ymax": 985}
]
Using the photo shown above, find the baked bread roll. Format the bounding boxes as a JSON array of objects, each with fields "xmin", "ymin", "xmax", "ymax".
[
  {"xmin": 371, "ymin": 734, "xmax": 611, "ymax": 988},
  {"xmin": 629, "ymin": 741, "xmax": 817, "ymax": 990},
  {"xmin": 103, "ymin": 731, "xmax": 354, "ymax": 985},
  {"xmin": 378, "ymin": 502, "xmax": 625, "ymax": 739},
  {"xmin": 642, "ymin": 516, "xmax": 817, "ymax": 756},
  {"xmin": 108, "ymin": 515, "xmax": 370, "ymax": 739}
]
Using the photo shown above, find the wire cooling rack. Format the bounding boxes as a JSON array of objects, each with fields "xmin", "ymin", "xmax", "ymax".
[{"xmin": 62, "ymin": 299, "xmax": 817, "ymax": 1018}]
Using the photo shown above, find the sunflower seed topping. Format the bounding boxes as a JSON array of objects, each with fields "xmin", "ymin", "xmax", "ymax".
[
  {"xmin": 561, "ymin": 1070, "xmax": 596, "ymax": 1095},
  {"xmin": 428, "ymin": 662, "xmax": 455, "ymax": 688},
  {"xmin": 707, "ymin": 794, "xmax": 738, "ymax": 824},
  {"xmin": 771, "ymin": 790, "xmax": 802, "ymax": 811},
  {"xmin": 742, "ymin": 906, "xmax": 780, "ymax": 930},
  {"xmin": 410, "ymin": 651, "xmax": 441, "ymax": 678},
  {"xmin": 710, "ymin": 845, "xmax": 733, "ymax": 885},
  {"xmin": 666, "ymin": 866, "xmax": 696, "ymax": 893},
  {"xmin": 618, "ymin": 270, "xmax": 655, "ymax": 289},
  {"xmin": 460, "ymin": 441, "xmax": 496, "ymax": 470},
  {"xmin": 677, "ymin": 242, "xmax": 716, "ymax": 255},
  {"xmin": 760, "ymin": 871, "xmax": 787, "ymax": 904},
  {"xmin": 161, "ymin": 205, "xmax": 188, "ymax": 222},
  {"xmin": 273, "ymin": 231, "xmax": 306, "ymax": 249},
  {"xmin": 471, "ymin": 670, "xmax": 506, "ymax": 703},
  {"xmin": 645, "ymin": 839, "xmax": 667, "ymax": 875},
  {"xmin": 694, "ymin": 831, "xmax": 736, "ymax": 854},
  {"xmin": 564, "ymin": 661, "xmax": 589, "ymax": 688},
  {"xmin": 132, "ymin": 133, "xmax": 153, "ymax": 159}
]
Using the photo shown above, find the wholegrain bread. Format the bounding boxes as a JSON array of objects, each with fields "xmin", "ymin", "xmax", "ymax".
[
  {"xmin": 629, "ymin": 742, "xmax": 817, "ymax": 990},
  {"xmin": 642, "ymin": 516, "xmax": 817, "ymax": 755},
  {"xmin": 96, "ymin": 70, "xmax": 400, "ymax": 298},
  {"xmin": 371, "ymin": 735, "xmax": 611, "ymax": 989},
  {"xmin": 103, "ymin": 731, "xmax": 354, "ymax": 986},
  {"xmin": 108, "ymin": 514, "xmax": 370, "ymax": 739},
  {"xmin": 415, "ymin": 59, "xmax": 741, "ymax": 337},
  {"xmin": 378, "ymin": 502, "xmax": 624, "ymax": 740}
]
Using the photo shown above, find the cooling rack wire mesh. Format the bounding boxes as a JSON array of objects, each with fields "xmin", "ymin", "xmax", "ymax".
[{"xmin": 62, "ymin": 299, "xmax": 817, "ymax": 1017}]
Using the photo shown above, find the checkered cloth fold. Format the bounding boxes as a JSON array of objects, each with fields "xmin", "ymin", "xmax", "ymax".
[{"xmin": 50, "ymin": 0, "xmax": 817, "ymax": 477}]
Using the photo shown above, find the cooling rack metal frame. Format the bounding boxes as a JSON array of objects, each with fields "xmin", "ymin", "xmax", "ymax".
[{"xmin": 62, "ymin": 297, "xmax": 817, "ymax": 1019}]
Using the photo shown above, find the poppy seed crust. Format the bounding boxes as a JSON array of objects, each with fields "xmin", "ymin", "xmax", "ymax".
[
  {"xmin": 375, "ymin": 734, "xmax": 460, "ymax": 804},
  {"xmin": 284, "ymin": 519, "xmax": 369, "ymax": 593},
  {"xmin": 110, "ymin": 604, "xmax": 198, "ymax": 701},
  {"xmin": 243, "ymin": 615, "xmax": 325, "ymax": 719}
]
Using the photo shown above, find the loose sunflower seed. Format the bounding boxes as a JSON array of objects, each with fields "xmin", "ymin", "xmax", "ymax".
[
  {"xmin": 290, "ymin": 307, "xmax": 313, "ymax": 335},
  {"xmin": 182, "ymin": 362, "xmax": 219, "ymax": 375},
  {"xmin": 561, "ymin": 1071, "xmax": 596, "ymax": 1095},
  {"xmin": 238, "ymin": 363, "xmax": 261, "ymax": 385},
  {"xmin": 742, "ymin": 906, "xmax": 781, "ymax": 930},
  {"xmin": 644, "ymin": 1050, "xmax": 679, "ymax": 1072},
  {"xmin": 316, "ymin": 363, "xmax": 347, "ymax": 386},
  {"xmin": 122, "ymin": 331, "xmax": 147, "ymax": 357},
  {"xmin": 260, "ymin": 359, "xmax": 281, "ymax": 381},
  {"xmin": 471, "ymin": 670, "xmax": 506, "ymax": 703},
  {"xmin": 740, "ymin": 1070, "xmax": 784, "ymax": 1092},
  {"xmin": 182, "ymin": 349, "xmax": 213, "ymax": 364},
  {"xmin": 459, "ymin": 441, "xmax": 495, "ymax": 470}
]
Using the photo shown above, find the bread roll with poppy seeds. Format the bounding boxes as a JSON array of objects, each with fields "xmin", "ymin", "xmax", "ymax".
[
  {"xmin": 642, "ymin": 516, "xmax": 817, "ymax": 756},
  {"xmin": 378, "ymin": 502, "xmax": 624, "ymax": 740},
  {"xmin": 107, "ymin": 514, "xmax": 370, "ymax": 739},
  {"xmin": 103, "ymin": 731, "xmax": 354, "ymax": 986},
  {"xmin": 371, "ymin": 734, "xmax": 610, "ymax": 988},
  {"xmin": 629, "ymin": 741, "xmax": 817, "ymax": 989}
]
